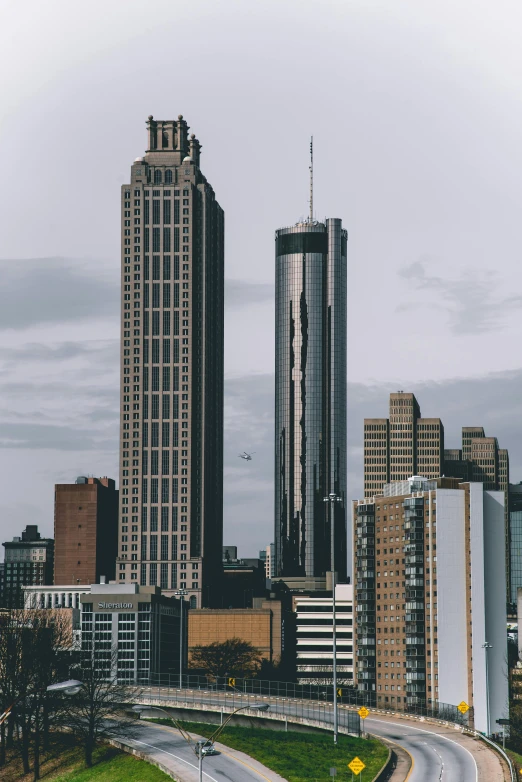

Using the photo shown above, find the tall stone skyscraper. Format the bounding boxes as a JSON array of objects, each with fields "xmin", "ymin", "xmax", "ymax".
[
  {"xmin": 274, "ymin": 218, "xmax": 348, "ymax": 584},
  {"xmin": 117, "ymin": 115, "xmax": 224, "ymax": 608}
]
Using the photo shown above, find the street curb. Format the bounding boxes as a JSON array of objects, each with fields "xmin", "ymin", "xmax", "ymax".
[
  {"xmin": 108, "ymin": 737, "xmax": 180, "ymax": 781},
  {"xmin": 370, "ymin": 745, "xmax": 392, "ymax": 782}
]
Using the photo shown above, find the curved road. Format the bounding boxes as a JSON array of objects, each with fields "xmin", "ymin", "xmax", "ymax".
[
  {"xmin": 137, "ymin": 688, "xmax": 505, "ymax": 781},
  {"xmin": 117, "ymin": 718, "xmax": 285, "ymax": 782},
  {"xmin": 367, "ymin": 715, "xmax": 504, "ymax": 782}
]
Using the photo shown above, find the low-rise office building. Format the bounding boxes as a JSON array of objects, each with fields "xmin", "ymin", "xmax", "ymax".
[
  {"xmin": 188, "ymin": 594, "xmax": 292, "ymax": 668},
  {"xmin": 353, "ymin": 476, "xmax": 508, "ymax": 735},
  {"xmin": 2, "ymin": 526, "xmax": 54, "ymax": 608},
  {"xmin": 293, "ymin": 584, "xmax": 353, "ymax": 686},
  {"xmin": 80, "ymin": 583, "xmax": 183, "ymax": 682},
  {"xmin": 23, "ymin": 583, "xmax": 91, "ymax": 610}
]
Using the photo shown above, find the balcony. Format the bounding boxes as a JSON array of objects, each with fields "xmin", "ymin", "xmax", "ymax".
[
  {"xmin": 358, "ymin": 637, "xmax": 376, "ymax": 646},
  {"xmin": 406, "ymin": 672, "xmax": 426, "ymax": 681},
  {"xmin": 406, "ymin": 636, "xmax": 425, "ymax": 645},
  {"xmin": 405, "ymin": 602, "xmax": 424, "ymax": 610}
]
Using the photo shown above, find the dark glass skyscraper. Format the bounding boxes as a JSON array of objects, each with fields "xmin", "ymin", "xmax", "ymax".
[{"xmin": 275, "ymin": 219, "xmax": 347, "ymax": 581}]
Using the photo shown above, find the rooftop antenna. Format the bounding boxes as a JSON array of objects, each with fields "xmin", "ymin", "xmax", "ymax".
[{"xmin": 309, "ymin": 136, "xmax": 313, "ymax": 222}]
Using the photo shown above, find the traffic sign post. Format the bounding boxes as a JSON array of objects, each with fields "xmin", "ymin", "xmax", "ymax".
[
  {"xmin": 348, "ymin": 756, "xmax": 366, "ymax": 778},
  {"xmin": 227, "ymin": 677, "xmax": 236, "ymax": 688},
  {"xmin": 457, "ymin": 701, "xmax": 469, "ymax": 715},
  {"xmin": 496, "ymin": 718, "xmax": 510, "ymax": 749},
  {"xmin": 329, "ymin": 768, "xmax": 337, "ymax": 778},
  {"xmin": 358, "ymin": 706, "xmax": 369, "ymax": 737}
]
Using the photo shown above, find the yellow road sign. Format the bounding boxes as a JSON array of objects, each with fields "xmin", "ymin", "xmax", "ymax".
[
  {"xmin": 457, "ymin": 701, "xmax": 469, "ymax": 714},
  {"xmin": 227, "ymin": 677, "xmax": 236, "ymax": 687},
  {"xmin": 337, "ymin": 688, "xmax": 343, "ymax": 697},
  {"xmin": 358, "ymin": 706, "xmax": 369, "ymax": 720},
  {"xmin": 348, "ymin": 757, "xmax": 366, "ymax": 775}
]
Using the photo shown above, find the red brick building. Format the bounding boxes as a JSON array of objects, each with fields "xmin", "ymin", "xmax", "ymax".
[{"xmin": 54, "ymin": 477, "xmax": 118, "ymax": 585}]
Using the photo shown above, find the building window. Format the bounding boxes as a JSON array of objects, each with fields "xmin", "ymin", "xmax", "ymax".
[
  {"xmin": 163, "ymin": 340, "xmax": 170, "ymax": 364},
  {"xmin": 162, "ymin": 420, "xmax": 170, "ymax": 446},
  {"xmin": 151, "ymin": 478, "xmax": 158, "ymax": 504},
  {"xmin": 164, "ymin": 227, "xmax": 171, "ymax": 252},
  {"xmin": 163, "ymin": 311, "xmax": 170, "ymax": 336},
  {"xmin": 152, "ymin": 283, "xmax": 160, "ymax": 308},
  {"xmin": 149, "ymin": 563, "xmax": 157, "ymax": 584},
  {"xmin": 151, "ymin": 450, "xmax": 159, "ymax": 475},
  {"xmin": 161, "ymin": 506, "xmax": 169, "ymax": 532},
  {"xmin": 165, "ymin": 170, "xmax": 173, "ymax": 184},
  {"xmin": 162, "ymin": 453, "xmax": 170, "ymax": 478},
  {"xmin": 142, "ymin": 478, "xmax": 148, "ymax": 503},
  {"xmin": 153, "ymin": 227, "xmax": 160, "ymax": 252},
  {"xmin": 141, "ymin": 507, "xmax": 147, "ymax": 531},
  {"xmin": 151, "ymin": 394, "xmax": 159, "ymax": 418},
  {"xmin": 154, "ymin": 170, "xmax": 162, "ymax": 184}
]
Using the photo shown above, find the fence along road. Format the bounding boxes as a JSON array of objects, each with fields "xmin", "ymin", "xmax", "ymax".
[{"xmin": 135, "ymin": 686, "xmax": 505, "ymax": 781}]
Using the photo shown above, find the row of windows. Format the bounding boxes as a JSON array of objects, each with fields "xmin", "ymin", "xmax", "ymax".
[
  {"xmin": 143, "ymin": 282, "xmax": 181, "ymax": 308},
  {"xmin": 142, "ymin": 393, "xmax": 183, "ymax": 419},
  {"xmin": 142, "ymin": 450, "xmax": 179, "ymax": 475},
  {"xmin": 142, "ymin": 340, "xmax": 180, "ymax": 366},
  {"xmin": 142, "ymin": 477, "xmax": 178, "ymax": 503},
  {"xmin": 143, "ymin": 367, "xmax": 180, "ymax": 393}
]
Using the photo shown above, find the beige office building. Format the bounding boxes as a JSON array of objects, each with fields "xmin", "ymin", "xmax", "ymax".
[
  {"xmin": 117, "ymin": 115, "xmax": 225, "ymax": 608},
  {"xmin": 364, "ymin": 393, "xmax": 444, "ymax": 498}
]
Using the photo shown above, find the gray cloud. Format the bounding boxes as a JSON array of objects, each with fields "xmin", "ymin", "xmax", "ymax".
[
  {"xmin": 0, "ymin": 259, "xmax": 273, "ymax": 331},
  {"xmin": 0, "ymin": 340, "xmax": 117, "ymax": 365},
  {"xmin": 397, "ymin": 259, "xmax": 522, "ymax": 335},
  {"xmin": 0, "ymin": 258, "xmax": 120, "ymax": 329},
  {"xmin": 225, "ymin": 280, "xmax": 274, "ymax": 309},
  {"xmin": 0, "ymin": 422, "xmax": 117, "ymax": 451}
]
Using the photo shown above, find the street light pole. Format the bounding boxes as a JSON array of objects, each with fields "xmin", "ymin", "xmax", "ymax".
[
  {"xmin": 324, "ymin": 491, "xmax": 342, "ymax": 745},
  {"xmin": 482, "ymin": 641, "xmax": 492, "ymax": 736},
  {"xmin": 175, "ymin": 589, "xmax": 188, "ymax": 689},
  {"xmin": 133, "ymin": 702, "xmax": 269, "ymax": 782}
]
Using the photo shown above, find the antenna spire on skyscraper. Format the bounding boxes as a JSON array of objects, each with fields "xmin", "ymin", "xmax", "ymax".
[{"xmin": 309, "ymin": 136, "xmax": 313, "ymax": 222}]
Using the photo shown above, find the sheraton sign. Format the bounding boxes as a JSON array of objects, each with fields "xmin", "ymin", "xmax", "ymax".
[{"xmin": 97, "ymin": 602, "xmax": 133, "ymax": 609}]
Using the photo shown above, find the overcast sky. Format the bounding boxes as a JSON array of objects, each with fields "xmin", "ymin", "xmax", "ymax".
[{"xmin": 1, "ymin": 0, "xmax": 522, "ymax": 559}]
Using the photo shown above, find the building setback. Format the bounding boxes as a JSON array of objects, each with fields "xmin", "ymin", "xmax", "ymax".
[
  {"xmin": 274, "ymin": 218, "xmax": 347, "ymax": 584},
  {"xmin": 2, "ymin": 526, "xmax": 54, "ymax": 609},
  {"xmin": 117, "ymin": 115, "xmax": 225, "ymax": 608},
  {"xmin": 353, "ymin": 476, "xmax": 508, "ymax": 735},
  {"xmin": 54, "ymin": 476, "xmax": 118, "ymax": 586}
]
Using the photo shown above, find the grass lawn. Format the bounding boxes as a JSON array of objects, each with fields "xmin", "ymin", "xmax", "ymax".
[
  {"xmin": 149, "ymin": 718, "xmax": 388, "ymax": 781},
  {"xmin": 506, "ymin": 748, "xmax": 522, "ymax": 780},
  {"xmin": 1, "ymin": 735, "xmax": 171, "ymax": 782}
]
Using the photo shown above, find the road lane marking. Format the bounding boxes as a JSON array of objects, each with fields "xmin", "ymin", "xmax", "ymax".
[
  {"xmin": 368, "ymin": 732, "xmax": 415, "ymax": 781},
  {"xmin": 128, "ymin": 738, "xmax": 220, "ymax": 782},
  {"xmin": 218, "ymin": 747, "xmax": 274, "ymax": 781},
  {"xmin": 367, "ymin": 718, "xmax": 478, "ymax": 782}
]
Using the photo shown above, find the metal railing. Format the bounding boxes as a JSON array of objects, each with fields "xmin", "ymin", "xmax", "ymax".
[
  {"xmin": 145, "ymin": 672, "xmax": 472, "ymax": 726},
  {"xmin": 137, "ymin": 683, "xmax": 362, "ymax": 737}
]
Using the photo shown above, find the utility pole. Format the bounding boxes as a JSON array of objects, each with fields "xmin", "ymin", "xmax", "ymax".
[
  {"xmin": 482, "ymin": 641, "xmax": 492, "ymax": 736},
  {"xmin": 324, "ymin": 492, "xmax": 342, "ymax": 745},
  {"xmin": 175, "ymin": 589, "xmax": 188, "ymax": 688}
]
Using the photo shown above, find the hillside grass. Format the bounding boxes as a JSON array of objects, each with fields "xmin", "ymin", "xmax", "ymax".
[
  {"xmin": 149, "ymin": 717, "xmax": 388, "ymax": 781},
  {"xmin": 1, "ymin": 736, "xmax": 171, "ymax": 782}
]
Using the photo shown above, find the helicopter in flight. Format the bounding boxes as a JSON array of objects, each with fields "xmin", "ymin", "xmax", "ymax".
[{"xmin": 238, "ymin": 451, "xmax": 255, "ymax": 461}]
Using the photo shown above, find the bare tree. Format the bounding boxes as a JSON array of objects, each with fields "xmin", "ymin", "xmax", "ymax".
[
  {"xmin": 65, "ymin": 648, "xmax": 139, "ymax": 767},
  {"xmin": 0, "ymin": 609, "xmax": 71, "ymax": 779},
  {"xmin": 189, "ymin": 638, "xmax": 263, "ymax": 679}
]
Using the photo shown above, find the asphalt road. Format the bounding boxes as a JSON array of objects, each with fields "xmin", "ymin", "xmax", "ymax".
[
  {"xmin": 116, "ymin": 718, "xmax": 285, "ymax": 782},
  {"xmin": 138, "ymin": 688, "xmax": 504, "ymax": 781},
  {"xmin": 367, "ymin": 716, "xmax": 482, "ymax": 782}
]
